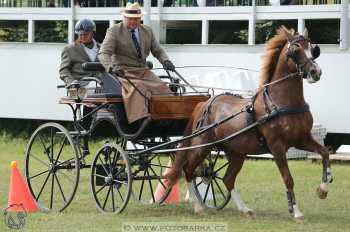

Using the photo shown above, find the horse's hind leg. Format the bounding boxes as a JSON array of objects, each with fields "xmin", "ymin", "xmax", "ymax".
[
  {"xmin": 224, "ymin": 151, "xmax": 255, "ymax": 217},
  {"xmin": 296, "ymin": 136, "xmax": 333, "ymax": 199},
  {"xmin": 185, "ymin": 146, "xmax": 210, "ymax": 215}
]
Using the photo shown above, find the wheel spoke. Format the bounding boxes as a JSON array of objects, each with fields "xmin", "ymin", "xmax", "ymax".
[
  {"xmin": 211, "ymin": 180, "xmax": 217, "ymax": 207},
  {"xmin": 138, "ymin": 169, "xmax": 147, "ymax": 201},
  {"xmin": 213, "ymin": 178, "xmax": 226, "ymax": 200},
  {"xmin": 215, "ymin": 162, "xmax": 228, "ymax": 173},
  {"xmin": 56, "ymin": 170, "xmax": 74, "ymax": 184},
  {"xmin": 29, "ymin": 169, "xmax": 50, "ymax": 180},
  {"xmin": 95, "ymin": 183, "xmax": 108, "ymax": 195},
  {"xmin": 102, "ymin": 185, "xmax": 112, "ymax": 210},
  {"xmin": 149, "ymin": 166, "xmax": 167, "ymax": 190},
  {"xmin": 113, "ymin": 179, "xmax": 127, "ymax": 185},
  {"xmin": 30, "ymin": 153, "xmax": 49, "ymax": 167},
  {"xmin": 54, "ymin": 136, "xmax": 67, "ymax": 166},
  {"xmin": 54, "ymin": 173, "xmax": 67, "ymax": 203},
  {"xmin": 50, "ymin": 127, "xmax": 54, "ymax": 162},
  {"xmin": 50, "ymin": 172, "xmax": 55, "ymax": 209},
  {"xmin": 203, "ymin": 181, "xmax": 211, "ymax": 203},
  {"xmin": 146, "ymin": 169, "xmax": 155, "ymax": 203},
  {"xmin": 36, "ymin": 172, "xmax": 51, "ymax": 201},
  {"xmin": 93, "ymin": 173, "xmax": 108, "ymax": 179},
  {"xmin": 116, "ymin": 186, "xmax": 124, "ymax": 202},
  {"xmin": 38, "ymin": 133, "xmax": 51, "ymax": 162},
  {"xmin": 111, "ymin": 183, "xmax": 115, "ymax": 212},
  {"xmin": 98, "ymin": 156, "xmax": 109, "ymax": 176},
  {"xmin": 195, "ymin": 180, "xmax": 203, "ymax": 188}
]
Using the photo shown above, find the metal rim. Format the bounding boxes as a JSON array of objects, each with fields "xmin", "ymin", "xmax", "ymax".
[
  {"xmin": 191, "ymin": 149, "xmax": 231, "ymax": 210},
  {"xmin": 90, "ymin": 143, "xmax": 132, "ymax": 214},
  {"xmin": 24, "ymin": 122, "xmax": 80, "ymax": 212}
]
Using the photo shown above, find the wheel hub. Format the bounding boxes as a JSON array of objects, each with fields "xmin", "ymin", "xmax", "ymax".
[
  {"xmin": 48, "ymin": 163, "xmax": 55, "ymax": 173},
  {"xmin": 105, "ymin": 174, "xmax": 113, "ymax": 184}
]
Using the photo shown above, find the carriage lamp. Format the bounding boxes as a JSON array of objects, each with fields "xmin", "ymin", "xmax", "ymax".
[{"xmin": 67, "ymin": 81, "xmax": 87, "ymax": 100}]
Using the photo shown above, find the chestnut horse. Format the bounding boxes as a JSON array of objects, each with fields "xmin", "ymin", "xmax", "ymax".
[{"xmin": 165, "ymin": 26, "xmax": 332, "ymax": 223}]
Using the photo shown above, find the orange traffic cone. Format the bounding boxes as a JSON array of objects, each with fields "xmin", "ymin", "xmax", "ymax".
[
  {"xmin": 154, "ymin": 160, "xmax": 180, "ymax": 204},
  {"xmin": 8, "ymin": 161, "xmax": 39, "ymax": 212}
]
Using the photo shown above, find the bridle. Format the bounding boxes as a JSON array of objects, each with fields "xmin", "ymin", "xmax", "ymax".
[{"xmin": 286, "ymin": 36, "xmax": 319, "ymax": 79}]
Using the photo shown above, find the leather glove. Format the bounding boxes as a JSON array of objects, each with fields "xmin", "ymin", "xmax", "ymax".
[
  {"xmin": 110, "ymin": 66, "xmax": 125, "ymax": 77},
  {"xmin": 163, "ymin": 60, "xmax": 175, "ymax": 71}
]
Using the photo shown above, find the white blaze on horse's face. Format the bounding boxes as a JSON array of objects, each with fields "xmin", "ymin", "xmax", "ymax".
[{"xmin": 304, "ymin": 44, "xmax": 322, "ymax": 84}]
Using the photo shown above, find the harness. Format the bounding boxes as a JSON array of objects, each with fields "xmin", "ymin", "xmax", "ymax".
[{"xmin": 193, "ymin": 79, "xmax": 310, "ymax": 153}]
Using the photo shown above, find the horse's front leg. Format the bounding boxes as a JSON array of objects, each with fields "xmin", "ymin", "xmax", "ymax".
[
  {"xmin": 296, "ymin": 137, "xmax": 333, "ymax": 199},
  {"xmin": 273, "ymin": 153, "xmax": 304, "ymax": 223}
]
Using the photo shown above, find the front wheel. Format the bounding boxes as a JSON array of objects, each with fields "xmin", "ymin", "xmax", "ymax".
[
  {"xmin": 91, "ymin": 143, "xmax": 132, "ymax": 214},
  {"xmin": 25, "ymin": 122, "xmax": 80, "ymax": 212}
]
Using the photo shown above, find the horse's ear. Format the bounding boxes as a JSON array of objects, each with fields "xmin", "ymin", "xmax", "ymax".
[
  {"xmin": 303, "ymin": 28, "xmax": 309, "ymax": 39},
  {"xmin": 280, "ymin": 26, "xmax": 294, "ymax": 42}
]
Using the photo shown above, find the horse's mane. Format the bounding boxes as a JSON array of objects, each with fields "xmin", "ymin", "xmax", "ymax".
[{"xmin": 259, "ymin": 28, "xmax": 291, "ymax": 87}]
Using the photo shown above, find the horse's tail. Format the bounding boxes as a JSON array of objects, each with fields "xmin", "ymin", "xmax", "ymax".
[{"xmin": 163, "ymin": 102, "xmax": 205, "ymax": 187}]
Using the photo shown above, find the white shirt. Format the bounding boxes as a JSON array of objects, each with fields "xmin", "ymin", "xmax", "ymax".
[
  {"xmin": 82, "ymin": 39, "xmax": 98, "ymax": 62},
  {"xmin": 129, "ymin": 27, "xmax": 141, "ymax": 44}
]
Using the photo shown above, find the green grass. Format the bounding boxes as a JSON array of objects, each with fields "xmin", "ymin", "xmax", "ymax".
[{"xmin": 0, "ymin": 137, "xmax": 350, "ymax": 232}]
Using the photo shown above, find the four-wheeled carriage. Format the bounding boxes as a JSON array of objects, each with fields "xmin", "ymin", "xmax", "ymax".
[{"xmin": 24, "ymin": 63, "xmax": 231, "ymax": 213}]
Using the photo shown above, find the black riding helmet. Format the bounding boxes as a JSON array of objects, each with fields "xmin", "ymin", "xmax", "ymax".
[{"xmin": 74, "ymin": 18, "xmax": 96, "ymax": 35}]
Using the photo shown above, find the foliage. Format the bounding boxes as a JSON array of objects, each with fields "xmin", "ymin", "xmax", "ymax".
[
  {"xmin": 35, "ymin": 21, "xmax": 68, "ymax": 43},
  {"xmin": 0, "ymin": 21, "xmax": 27, "ymax": 42},
  {"xmin": 255, "ymin": 20, "xmax": 298, "ymax": 44}
]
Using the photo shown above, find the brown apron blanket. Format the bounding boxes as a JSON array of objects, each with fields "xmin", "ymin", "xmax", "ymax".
[{"xmin": 117, "ymin": 68, "xmax": 171, "ymax": 123}]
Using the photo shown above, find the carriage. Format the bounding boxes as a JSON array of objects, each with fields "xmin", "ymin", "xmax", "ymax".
[{"xmin": 24, "ymin": 62, "xmax": 235, "ymax": 214}]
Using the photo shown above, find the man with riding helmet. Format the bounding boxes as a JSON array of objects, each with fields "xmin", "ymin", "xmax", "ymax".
[{"xmin": 59, "ymin": 18, "xmax": 100, "ymax": 86}]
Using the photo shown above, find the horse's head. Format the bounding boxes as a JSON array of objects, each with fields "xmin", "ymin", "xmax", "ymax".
[{"xmin": 281, "ymin": 26, "xmax": 322, "ymax": 83}]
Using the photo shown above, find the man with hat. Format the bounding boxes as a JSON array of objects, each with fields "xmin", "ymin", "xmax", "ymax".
[
  {"xmin": 60, "ymin": 18, "xmax": 100, "ymax": 86},
  {"xmin": 98, "ymin": 2, "xmax": 176, "ymax": 124}
]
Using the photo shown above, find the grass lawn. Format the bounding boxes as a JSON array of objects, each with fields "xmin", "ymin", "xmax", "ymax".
[{"xmin": 0, "ymin": 136, "xmax": 349, "ymax": 232}]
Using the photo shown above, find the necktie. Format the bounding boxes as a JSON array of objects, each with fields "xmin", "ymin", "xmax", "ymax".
[{"xmin": 131, "ymin": 29, "xmax": 142, "ymax": 58}]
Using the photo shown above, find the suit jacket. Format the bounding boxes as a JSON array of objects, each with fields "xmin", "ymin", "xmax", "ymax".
[
  {"xmin": 59, "ymin": 41, "xmax": 100, "ymax": 85},
  {"xmin": 98, "ymin": 22, "xmax": 169, "ymax": 71}
]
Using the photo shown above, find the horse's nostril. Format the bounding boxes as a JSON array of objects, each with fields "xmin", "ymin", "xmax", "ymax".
[{"xmin": 310, "ymin": 69, "xmax": 316, "ymax": 75}]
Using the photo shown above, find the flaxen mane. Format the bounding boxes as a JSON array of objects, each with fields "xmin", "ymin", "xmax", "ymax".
[{"xmin": 259, "ymin": 28, "xmax": 292, "ymax": 87}]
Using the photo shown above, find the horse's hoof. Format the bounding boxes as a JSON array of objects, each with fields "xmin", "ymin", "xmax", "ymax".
[
  {"xmin": 242, "ymin": 210, "xmax": 256, "ymax": 219},
  {"xmin": 316, "ymin": 187, "xmax": 328, "ymax": 199},
  {"xmin": 194, "ymin": 204, "xmax": 205, "ymax": 215},
  {"xmin": 294, "ymin": 216, "xmax": 305, "ymax": 224}
]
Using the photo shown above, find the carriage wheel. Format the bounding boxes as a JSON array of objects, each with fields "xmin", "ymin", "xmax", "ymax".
[
  {"xmin": 25, "ymin": 122, "xmax": 80, "ymax": 212},
  {"xmin": 131, "ymin": 154, "xmax": 173, "ymax": 204},
  {"xmin": 91, "ymin": 143, "xmax": 132, "ymax": 214},
  {"xmin": 191, "ymin": 149, "xmax": 231, "ymax": 210}
]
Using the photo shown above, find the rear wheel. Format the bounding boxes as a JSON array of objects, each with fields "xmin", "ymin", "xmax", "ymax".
[
  {"xmin": 25, "ymin": 123, "xmax": 80, "ymax": 212},
  {"xmin": 91, "ymin": 143, "xmax": 132, "ymax": 214},
  {"xmin": 191, "ymin": 148, "xmax": 231, "ymax": 210}
]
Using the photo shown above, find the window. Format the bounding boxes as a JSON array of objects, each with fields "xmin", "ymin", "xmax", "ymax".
[
  {"xmin": 209, "ymin": 20, "xmax": 248, "ymax": 44},
  {"xmin": 305, "ymin": 19, "xmax": 339, "ymax": 44},
  {"xmin": 255, "ymin": 20, "xmax": 297, "ymax": 44},
  {"xmin": 166, "ymin": 21, "xmax": 201, "ymax": 44},
  {"xmin": 0, "ymin": 20, "xmax": 27, "ymax": 42},
  {"xmin": 35, "ymin": 21, "xmax": 68, "ymax": 43}
]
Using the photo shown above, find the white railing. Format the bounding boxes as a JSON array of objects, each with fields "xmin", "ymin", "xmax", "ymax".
[{"xmin": 0, "ymin": 4, "xmax": 348, "ymax": 48}]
